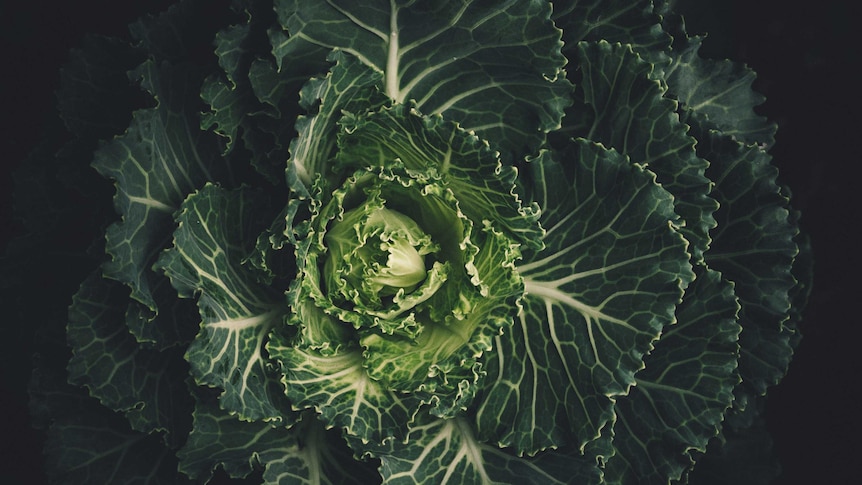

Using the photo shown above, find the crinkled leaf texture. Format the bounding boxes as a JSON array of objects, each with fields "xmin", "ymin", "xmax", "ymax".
[{"xmin": 29, "ymin": 0, "xmax": 810, "ymax": 484}]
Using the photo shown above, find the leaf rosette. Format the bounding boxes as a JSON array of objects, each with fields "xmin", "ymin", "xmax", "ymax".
[
  {"xmin": 268, "ymin": 105, "xmax": 534, "ymax": 442},
  {"xmin": 19, "ymin": 1, "xmax": 812, "ymax": 483}
]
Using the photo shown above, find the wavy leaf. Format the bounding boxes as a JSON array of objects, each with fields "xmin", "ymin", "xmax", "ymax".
[
  {"xmin": 178, "ymin": 387, "xmax": 379, "ymax": 484},
  {"xmin": 66, "ymin": 273, "xmax": 193, "ymax": 445},
  {"xmin": 274, "ymin": 0, "xmax": 570, "ymax": 161},
  {"xmin": 366, "ymin": 412, "xmax": 601, "ymax": 485},
  {"xmin": 693, "ymin": 114, "xmax": 800, "ymax": 413},
  {"xmin": 93, "ymin": 59, "xmax": 232, "ymax": 318},
  {"xmin": 603, "ymin": 268, "xmax": 741, "ymax": 484},
  {"xmin": 477, "ymin": 142, "xmax": 693, "ymax": 456},
  {"xmin": 564, "ymin": 40, "xmax": 716, "ymax": 261},
  {"xmin": 156, "ymin": 184, "xmax": 294, "ymax": 422}
]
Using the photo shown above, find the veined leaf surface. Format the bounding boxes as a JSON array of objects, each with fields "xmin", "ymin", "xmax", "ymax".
[
  {"xmin": 274, "ymin": 0, "xmax": 570, "ymax": 161},
  {"xmin": 156, "ymin": 184, "xmax": 293, "ymax": 422},
  {"xmin": 476, "ymin": 142, "xmax": 693, "ymax": 456}
]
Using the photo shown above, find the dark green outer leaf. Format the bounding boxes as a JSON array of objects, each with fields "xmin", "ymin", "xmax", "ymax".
[
  {"xmin": 554, "ymin": 2, "xmax": 775, "ymax": 147},
  {"xmin": 554, "ymin": 0, "xmax": 671, "ymax": 64},
  {"xmin": 44, "ymin": 415, "xmax": 185, "ymax": 485},
  {"xmin": 203, "ymin": 3, "xmax": 335, "ymax": 185},
  {"xmin": 603, "ymin": 268, "xmax": 741, "ymax": 484},
  {"xmin": 93, "ymin": 59, "xmax": 233, "ymax": 321},
  {"xmin": 566, "ymin": 40, "xmax": 716, "ymax": 262},
  {"xmin": 663, "ymin": 16, "xmax": 777, "ymax": 148},
  {"xmin": 178, "ymin": 387, "xmax": 379, "ymax": 484},
  {"xmin": 30, "ymin": 354, "xmax": 189, "ymax": 485},
  {"xmin": 66, "ymin": 272, "xmax": 194, "ymax": 446},
  {"xmin": 365, "ymin": 412, "xmax": 601, "ymax": 485},
  {"xmin": 477, "ymin": 142, "xmax": 693, "ymax": 456},
  {"xmin": 156, "ymin": 184, "xmax": 294, "ymax": 423},
  {"xmin": 274, "ymin": 0, "xmax": 569, "ymax": 162},
  {"xmin": 693, "ymin": 114, "xmax": 799, "ymax": 411}
]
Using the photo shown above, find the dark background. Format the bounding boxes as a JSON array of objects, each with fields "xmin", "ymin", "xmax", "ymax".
[{"xmin": 1, "ymin": 1, "xmax": 858, "ymax": 484}]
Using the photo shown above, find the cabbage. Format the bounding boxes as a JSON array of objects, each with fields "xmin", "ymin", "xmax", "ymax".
[{"xmin": 25, "ymin": 1, "xmax": 810, "ymax": 483}]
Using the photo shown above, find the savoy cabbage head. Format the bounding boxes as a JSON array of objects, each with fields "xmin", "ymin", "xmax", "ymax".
[{"xmin": 25, "ymin": 0, "xmax": 811, "ymax": 483}]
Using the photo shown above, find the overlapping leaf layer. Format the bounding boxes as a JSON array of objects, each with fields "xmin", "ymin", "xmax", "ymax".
[{"xmin": 29, "ymin": 0, "xmax": 809, "ymax": 484}]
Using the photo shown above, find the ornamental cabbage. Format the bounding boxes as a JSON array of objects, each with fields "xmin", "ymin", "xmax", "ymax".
[{"xmin": 27, "ymin": 0, "xmax": 811, "ymax": 484}]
